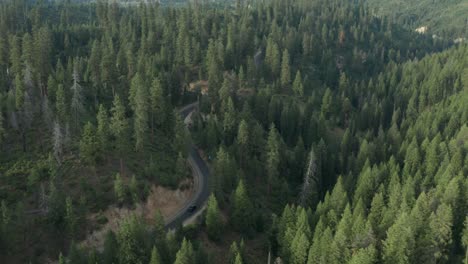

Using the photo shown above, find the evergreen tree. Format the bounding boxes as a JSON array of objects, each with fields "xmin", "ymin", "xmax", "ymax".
[
  {"xmin": 130, "ymin": 73, "xmax": 149, "ymax": 152},
  {"xmin": 174, "ymin": 238, "xmax": 195, "ymax": 264},
  {"xmin": 206, "ymin": 194, "xmax": 222, "ymax": 240},
  {"xmin": 348, "ymin": 245, "xmax": 377, "ymax": 264},
  {"xmin": 117, "ymin": 214, "xmax": 146, "ymax": 264},
  {"xmin": 114, "ymin": 173, "xmax": 125, "ymax": 204},
  {"xmin": 14, "ymin": 75, "xmax": 24, "ymax": 110},
  {"xmin": 292, "ymin": 71, "xmax": 304, "ymax": 97},
  {"xmin": 149, "ymin": 246, "xmax": 162, "ymax": 264},
  {"xmin": 64, "ymin": 196, "xmax": 76, "ymax": 238},
  {"xmin": 290, "ymin": 232, "xmax": 309, "ymax": 264},
  {"xmin": 149, "ymin": 78, "xmax": 165, "ymax": 136},
  {"xmin": 79, "ymin": 122, "xmax": 98, "ymax": 166},
  {"xmin": 266, "ymin": 124, "xmax": 280, "ymax": 193},
  {"xmin": 383, "ymin": 212, "xmax": 415, "ymax": 264},
  {"xmin": 232, "ymin": 179, "xmax": 254, "ymax": 234},
  {"xmin": 55, "ymin": 84, "xmax": 67, "ymax": 123},
  {"xmin": 234, "ymin": 253, "xmax": 243, "ymax": 264},
  {"xmin": 110, "ymin": 95, "xmax": 129, "ymax": 175},
  {"xmin": 96, "ymin": 104, "xmax": 110, "ymax": 157},
  {"xmin": 280, "ymin": 49, "xmax": 291, "ymax": 88},
  {"xmin": 462, "ymin": 216, "xmax": 468, "ymax": 264}
]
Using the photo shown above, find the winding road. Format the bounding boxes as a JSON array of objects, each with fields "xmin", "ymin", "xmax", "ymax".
[{"xmin": 165, "ymin": 102, "xmax": 210, "ymax": 230}]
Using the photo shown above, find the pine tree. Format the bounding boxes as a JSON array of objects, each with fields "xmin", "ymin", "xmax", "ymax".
[
  {"xmin": 265, "ymin": 38, "xmax": 280, "ymax": 76},
  {"xmin": 14, "ymin": 75, "xmax": 24, "ymax": 110},
  {"xmin": 117, "ymin": 214, "xmax": 145, "ymax": 264},
  {"xmin": 234, "ymin": 253, "xmax": 243, "ymax": 264},
  {"xmin": 129, "ymin": 175, "xmax": 139, "ymax": 204},
  {"xmin": 429, "ymin": 203, "xmax": 453, "ymax": 262},
  {"xmin": 131, "ymin": 74, "xmax": 149, "ymax": 152},
  {"xmin": 64, "ymin": 196, "xmax": 76, "ymax": 238},
  {"xmin": 56, "ymin": 84, "xmax": 67, "ymax": 123},
  {"xmin": 206, "ymin": 194, "xmax": 222, "ymax": 240},
  {"xmin": 280, "ymin": 49, "xmax": 291, "ymax": 88},
  {"xmin": 348, "ymin": 245, "xmax": 377, "ymax": 264},
  {"xmin": 114, "ymin": 173, "xmax": 125, "ymax": 204},
  {"xmin": 290, "ymin": 232, "xmax": 309, "ymax": 264},
  {"xmin": 149, "ymin": 246, "xmax": 162, "ymax": 264},
  {"xmin": 462, "ymin": 216, "xmax": 468, "ymax": 264},
  {"xmin": 79, "ymin": 122, "xmax": 98, "ymax": 166},
  {"xmin": 292, "ymin": 71, "xmax": 304, "ymax": 97},
  {"xmin": 266, "ymin": 124, "xmax": 280, "ymax": 194},
  {"xmin": 174, "ymin": 238, "xmax": 195, "ymax": 264},
  {"xmin": 110, "ymin": 95, "xmax": 129, "ymax": 175},
  {"xmin": 223, "ymin": 97, "xmax": 237, "ymax": 144},
  {"xmin": 96, "ymin": 104, "xmax": 110, "ymax": 157},
  {"xmin": 232, "ymin": 179, "xmax": 254, "ymax": 233},
  {"xmin": 383, "ymin": 212, "xmax": 415, "ymax": 264},
  {"xmin": 149, "ymin": 78, "xmax": 165, "ymax": 136},
  {"xmin": 174, "ymin": 111, "xmax": 190, "ymax": 156},
  {"xmin": 236, "ymin": 119, "xmax": 249, "ymax": 167},
  {"xmin": 153, "ymin": 210, "xmax": 165, "ymax": 243}
]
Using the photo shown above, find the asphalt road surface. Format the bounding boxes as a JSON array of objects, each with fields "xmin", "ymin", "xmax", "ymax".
[{"xmin": 165, "ymin": 103, "xmax": 210, "ymax": 230}]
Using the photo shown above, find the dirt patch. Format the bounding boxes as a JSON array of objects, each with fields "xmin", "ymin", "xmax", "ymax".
[{"xmin": 80, "ymin": 180, "xmax": 194, "ymax": 250}]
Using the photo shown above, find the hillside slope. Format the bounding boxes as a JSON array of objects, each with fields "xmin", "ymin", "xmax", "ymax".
[{"xmin": 366, "ymin": 0, "xmax": 468, "ymax": 38}]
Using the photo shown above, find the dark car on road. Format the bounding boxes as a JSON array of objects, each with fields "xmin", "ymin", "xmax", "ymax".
[{"xmin": 187, "ymin": 205, "xmax": 197, "ymax": 213}]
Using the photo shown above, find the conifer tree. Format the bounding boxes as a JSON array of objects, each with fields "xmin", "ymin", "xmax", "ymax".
[
  {"xmin": 174, "ymin": 238, "xmax": 195, "ymax": 264},
  {"xmin": 292, "ymin": 71, "xmax": 304, "ymax": 97},
  {"xmin": 232, "ymin": 179, "xmax": 254, "ymax": 233},
  {"xmin": 114, "ymin": 173, "xmax": 125, "ymax": 205},
  {"xmin": 266, "ymin": 124, "xmax": 280, "ymax": 193},
  {"xmin": 14, "ymin": 75, "xmax": 24, "ymax": 110},
  {"xmin": 117, "ymin": 214, "xmax": 145, "ymax": 264},
  {"xmin": 110, "ymin": 95, "xmax": 129, "ymax": 175},
  {"xmin": 64, "ymin": 196, "xmax": 76, "ymax": 238},
  {"xmin": 234, "ymin": 253, "xmax": 243, "ymax": 264},
  {"xmin": 280, "ymin": 49, "xmax": 291, "ymax": 87},
  {"xmin": 96, "ymin": 104, "xmax": 110, "ymax": 157},
  {"xmin": 131, "ymin": 74, "xmax": 149, "ymax": 152},
  {"xmin": 149, "ymin": 78, "xmax": 165, "ymax": 136},
  {"xmin": 383, "ymin": 212, "xmax": 415, "ymax": 264},
  {"xmin": 290, "ymin": 232, "xmax": 309, "ymax": 264},
  {"xmin": 79, "ymin": 122, "xmax": 98, "ymax": 166},
  {"xmin": 55, "ymin": 84, "xmax": 67, "ymax": 123},
  {"xmin": 149, "ymin": 246, "xmax": 162, "ymax": 264},
  {"xmin": 206, "ymin": 194, "xmax": 222, "ymax": 240}
]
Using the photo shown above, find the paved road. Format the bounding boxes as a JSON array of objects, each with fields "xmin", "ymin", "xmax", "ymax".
[{"xmin": 165, "ymin": 103, "xmax": 210, "ymax": 230}]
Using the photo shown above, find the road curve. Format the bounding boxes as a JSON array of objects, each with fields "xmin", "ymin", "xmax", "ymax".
[{"xmin": 165, "ymin": 103, "xmax": 210, "ymax": 230}]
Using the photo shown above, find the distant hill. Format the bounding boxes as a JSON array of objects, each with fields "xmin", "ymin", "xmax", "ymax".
[{"xmin": 366, "ymin": 0, "xmax": 468, "ymax": 38}]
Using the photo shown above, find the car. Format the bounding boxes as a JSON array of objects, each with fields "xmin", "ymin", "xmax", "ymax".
[{"xmin": 187, "ymin": 205, "xmax": 197, "ymax": 213}]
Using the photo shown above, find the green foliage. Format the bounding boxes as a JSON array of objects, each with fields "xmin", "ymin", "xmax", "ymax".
[
  {"xmin": 231, "ymin": 179, "xmax": 254, "ymax": 234},
  {"xmin": 174, "ymin": 238, "xmax": 195, "ymax": 264},
  {"xmin": 117, "ymin": 214, "xmax": 147, "ymax": 264},
  {"xmin": 149, "ymin": 246, "xmax": 162, "ymax": 264},
  {"xmin": 114, "ymin": 173, "xmax": 126, "ymax": 205},
  {"xmin": 206, "ymin": 194, "xmax": 222, "ymax": 241},
  {"xmin": 79, "ymin": 122, "xmax": 98, "ymax": 166}
]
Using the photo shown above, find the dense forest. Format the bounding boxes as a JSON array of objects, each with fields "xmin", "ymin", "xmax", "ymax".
[
  {"xmin": 365, "ymin": 0, "xmax": 468, "ymax": 38},
  {"xmin": 0, "ymin": 0, "xmax": 466, "ymax": 263}
]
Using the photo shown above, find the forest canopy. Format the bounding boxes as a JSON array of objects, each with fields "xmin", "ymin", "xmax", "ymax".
[{"xmin": 0, "ymin": 0, "xmax": 466, "ymax": 263}]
